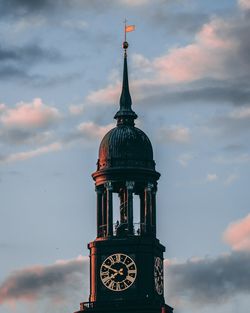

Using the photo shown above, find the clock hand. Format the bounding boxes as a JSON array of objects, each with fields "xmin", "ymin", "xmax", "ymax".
[
  {"xmin": 110, "ymin": 272, "xmax": 119, "ymax": 279},
  {"xmin": 109, "ymin": 268, "xmax": 124, "ymax": 279},
  {"xmin": 103, "ymin": 265, "xmax": 118, "ymax": 273}
]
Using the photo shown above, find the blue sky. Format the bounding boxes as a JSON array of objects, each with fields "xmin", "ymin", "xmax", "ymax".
[{"xmin": 0, "ymin": 1, "xmax": 250, "ymax": 313}]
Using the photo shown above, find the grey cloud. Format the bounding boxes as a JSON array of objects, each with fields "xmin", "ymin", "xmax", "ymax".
[
  {"xmin": 151, "ymin": 11, "xmax": 209, "ymax": 36},
  {"xmin": 223, "ymin": 144, "xmax": 248, "ymax": 152},
  {"xmin": 166, "ymin": 252, "xmax": 250, "ymax": 306},
  {"xmin": 0, "ymin": 65, "xmax": 29, "ymax": 79},
  {"xmin": 0, "ymin": 44, "xmax": 61, "ymax": 65},
  {"xmin": 0, "ymin": 257, "xmax": 88, "ymax": 304},
  {"xmin": 0, "ymin": 0, "xmax": 124, "ymax": 18},
  {"xmin": 204, "ymin": 106, "xmax": 250, "ymax": 144},
  {"xmin": 137, "ymin": 79, "xmax": 250, "ymax": 108},
  {"xmin": 0, "ymin": 0, "xmax": 55, "ymax": 17},
  {"xmin": 0, "ymin": 129, "xmax": 53, "ymax": 145},
  {"xmin": 0, "ymin": 252, "xmax": 249, "ymax": 310},
  {"xmin": 0, "ymin": 44, "xmax": 62, "ymax": 81}
]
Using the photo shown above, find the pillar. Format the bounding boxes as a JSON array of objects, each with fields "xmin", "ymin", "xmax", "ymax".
[
  {"xmin": 96, "ymin": 187, "xmax": 103, "ymax": 237},
  {"xmin": 102, "ymin": 190, "xmax": 107, "ymax": 237},
  {"xmin": 152, "ymin": 188, "xmax": 156, "ymax": 236},
  {"xmin": 126, "ymin": 181, "xmax": 134, "ymax": 235},
  {"xmin": 119, "ymin": 188, "xmax": 127, "ymax": 224},
  {"xmin": 140, "ymin": 192, "xmax": 145, "ymax": 234},
  {"xmin": 105, "ymin": 181, "xmax": 113, "ymax": 237},
  {"xmin": 145, "ymin": 183, "xmax": 154, "ymax": 234}
]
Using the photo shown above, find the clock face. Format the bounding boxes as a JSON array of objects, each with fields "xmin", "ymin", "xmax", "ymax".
[
  {"xmin": 154, "ymin": 257, "xmax": 164, "ymax": 295},
  {"xmin": 100, "ymin": 253, "xmax": 137, "ymax": 291}
]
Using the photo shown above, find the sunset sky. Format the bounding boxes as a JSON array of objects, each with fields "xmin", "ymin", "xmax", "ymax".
[{"xmin": 0, "ymin": 1, "xmax": 250, "ymax": 313}]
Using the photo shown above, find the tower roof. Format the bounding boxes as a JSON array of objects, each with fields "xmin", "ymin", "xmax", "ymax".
[
  {"xmin": 92, "ymin": 40, "xmax": 160, "ymax": 185},
  {"xmin": 114, "ymin": 42, "xmax": 137, "ymax": 126}
]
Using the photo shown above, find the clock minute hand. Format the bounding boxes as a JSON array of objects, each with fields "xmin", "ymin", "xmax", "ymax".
[{"xmin": 103, "ymin": 265, "xmax": 118, "ymax": 273}]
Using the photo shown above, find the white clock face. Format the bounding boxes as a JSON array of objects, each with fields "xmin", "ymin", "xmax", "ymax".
[
  {"xmin": 154, "ymin": 257, "xmax": 164, "ymax": 295},
  {"xmin": 100, "ymin": 253, "xmax": 137, "ymax": 291}
]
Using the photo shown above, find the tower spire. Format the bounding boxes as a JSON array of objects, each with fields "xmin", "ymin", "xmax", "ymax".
[{"xmin": 114, "ymin": 26, "xmax": 137, "ymax": 126}]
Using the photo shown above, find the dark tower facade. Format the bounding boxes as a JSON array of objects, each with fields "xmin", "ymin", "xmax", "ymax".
[{"xmin": 75, "ymin": 41, "xmax": 173, "ymax": 313}]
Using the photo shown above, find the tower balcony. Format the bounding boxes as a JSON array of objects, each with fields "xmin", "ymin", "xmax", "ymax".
[{"xmin": 98, "ymin": 222, "xmax": 156, "ymax": 238}]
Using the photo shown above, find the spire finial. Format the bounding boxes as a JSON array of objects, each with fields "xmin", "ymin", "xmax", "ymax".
[{"xmin": 114, "ymin": 21, "xmax": 137, "ymax": 126}]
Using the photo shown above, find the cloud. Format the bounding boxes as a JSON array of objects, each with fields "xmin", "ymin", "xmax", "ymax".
[
  {"xmin": 0, "ymin": 44, "xmax": 61, "ymax": 81},
  {"xmin": 0, "ymin": 43, "xmax": 59, "ymax": 64},
  {"xmin": 214, "ymin": 154, "xmax": 250, "ymax": 165},
  {"xmin": 158, "ymin": 125, "xmax": 191, "ymax": 144},
  {"xmin": 1, "ymin": 251, "xmax": 250, "ymax": 312},
  {"xmin": 166, "ymin": 251, "xmax": 250, "ymax": 308},
  {"xmin": 77, "ymin": 121, "xmax": 114, "ymax": 140},
  {"xmin": 224, "ymin": 173, "xmax": 238, "ymax": 186},
  {"xmin": 150, "ymin": 11, "xmax": 209, "ymax": 37},
  {"xmin": 69, "ymin": 104, "xmax": 84, "ymax": 116},
  {"xmin": 223, "ymin": 214, "xmax": 250, "ymax": 252},
  {"xmin": 177, "ymin": 153, "xmax": 193, "ymax": 167},
  {"xmin": 0, "ymin": 42, "xmax": 63, "ymax": 82},
  {"xmin": 86, "ymin": 6, "xmax": 250, "ymax": 108},
  {"xmin": 0, "ymin": 0, "xmax": 152, "ymax": 18},
  {"xmin": 119, "ymin": 0, "xmax": 149, "ymax": 6},
  {"xmin": 204, "ymin": 105, "xmax": 250, "ymax": 144},
  {"xmin": 0, "ymin": 104, "xmax": 6, "ymax": 112},
  {"xmin": 0, "ymin": 256, "xmax": 88, "ymax": 306},
  {"xmin": 62, "ymin": 121, "xmax": 114, "ymax": 146},
  {"xmin": 0, "ymin": 129, "xmax": 54, "ymax": 145},
  {"xmin": 1, "ymin": 98, "xmax": 61, "ymax": 129},
  {"xmin": 229, "ymin": 106, "xmax": 250, "ymax": 119},
  {"xmin": 152, "ymin": 19, "xmax": 234, "ymax": 84},
  {"xmin": 238, "ymin": 0, "xmax": 250, "ymax": 10},
  {"xmin": 206, "ymin": 173, "xmax": 218, "ymax": 182},
  {"xmin": 87, "ymin": 83, "xmax": 121, "ymax": 105},
  {"xmin": 0, "ymin": 142, "xmax": 62, "ymax": 164}
]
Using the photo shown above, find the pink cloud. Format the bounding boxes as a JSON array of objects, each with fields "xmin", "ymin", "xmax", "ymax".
[
  {"xmin": 87, "ymin": 84, "xmax": 121, "ymax": 105},
  {"xmin": 153, "ymin": 19, "xmax": 234, "ymax": 83},
  {"xmin": 120, "ymin": 0, "xmax": 149, "ymax": 6},
  {"xmin": 223, "ymin": 214, "xmax": 250, "ymax": 251},
  {"xmin": 1, "ymin": 142, "xmax": 62, "ymax": 164},
  {"xmin": 77, "ymin": 122, "xmax": 114, "ymax": 139},
  {"xmin": 158, "ymin": 125, "xmax": 191, "ymax": 143},
  {"xmin": 1, "ymin": 98, "xmax": 61, "ymax": 129},
  {"xmin": 238, "ymin": 0, "xmax": 250, "ymax": 10},
  {"xmin": 0, "ymin": 256, "xmax": 88, "ymax": 305},
  {"xmin": 0, "ymin": 103, "xmax": 6, "ymax": 113},
  {"xmin": 85, "ymin": 16, "xmax": 237, "ymax": 106}
]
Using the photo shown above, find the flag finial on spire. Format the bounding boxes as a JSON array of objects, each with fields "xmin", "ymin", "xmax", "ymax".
[{"xmin": 114, "ymin": 21, "xmax": 137, "ymax": 126}]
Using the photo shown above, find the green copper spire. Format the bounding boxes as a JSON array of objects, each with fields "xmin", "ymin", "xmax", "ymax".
[{"xmin": 114, "ymin": 41, "xmax": 137, "ymax": 126}]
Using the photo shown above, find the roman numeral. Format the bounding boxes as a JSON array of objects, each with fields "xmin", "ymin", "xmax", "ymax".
[
  {"xmin": 102, "ymin": 276, "xmax": 111, "ymax": 283},
  {"xmin": 107, "ymin": 257, "xmax": 115, "ymax": 265},
  {"xmin": 116, "ymin": 284, "xmax": 121, "ymax": 291},
  {"xmin": 109, "ymin": 281, "xmax": 115, "ymax": 289},
  {"xmin": 126, "ymin": 275, "xmax": 134, "ymax": 283},
  {"xmin": 116, "ymin": 254, "xmax": 121, "ymax": 262}
]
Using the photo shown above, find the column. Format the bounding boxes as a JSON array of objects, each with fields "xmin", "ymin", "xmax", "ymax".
[
  {"xmin": 102, "ymin": 190, "xmax": 107, "ymax": 237},
  {"xmin": 145, "ymin": 183, "xmax": 153, "ymax": 234},
  {"xmin": 96, "ymin": 187, "xmax": 103, "ymax": 237},
  {"xmin": 139, "ymin": 192, "xmax": 145, "ymax": 234},
  {"xmin": 152, "ymin": 188, "xmax": 156, "ymax": 236},
  {"xmin": 126, "ymin": 181, "xmax": 134, "ymax": 235},
  {"xmin": 105, "ymin": 181, "xmax": 113, "ymax": 237},
  {"xmin": 119, "ymin": 188, "xmax": 126, "ymax": 224}
]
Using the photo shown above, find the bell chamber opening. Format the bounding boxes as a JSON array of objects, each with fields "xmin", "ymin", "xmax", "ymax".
[{"xmin": 95, "ymin": 180, "xmax": 157, "ymax": 238}]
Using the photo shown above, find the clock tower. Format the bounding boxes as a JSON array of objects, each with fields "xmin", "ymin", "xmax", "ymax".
[{"xmin": 75, "ymin": 40, "xmax": 173, "ymax": 313}]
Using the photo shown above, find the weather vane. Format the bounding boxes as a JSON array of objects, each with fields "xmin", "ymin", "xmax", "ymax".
[{"xmin": 123, "ymin": 19, "xmax": 135, "ymax": 51}]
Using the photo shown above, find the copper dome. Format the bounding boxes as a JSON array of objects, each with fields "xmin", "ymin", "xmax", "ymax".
[{"xmin": 97, "ymin": 125, "xmax": 155, "ymax": 171}]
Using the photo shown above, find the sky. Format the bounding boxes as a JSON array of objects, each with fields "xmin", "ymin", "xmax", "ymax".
[{"xmin": 0, "ymin": 0, "xmax": 250, "ymax": 312}]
